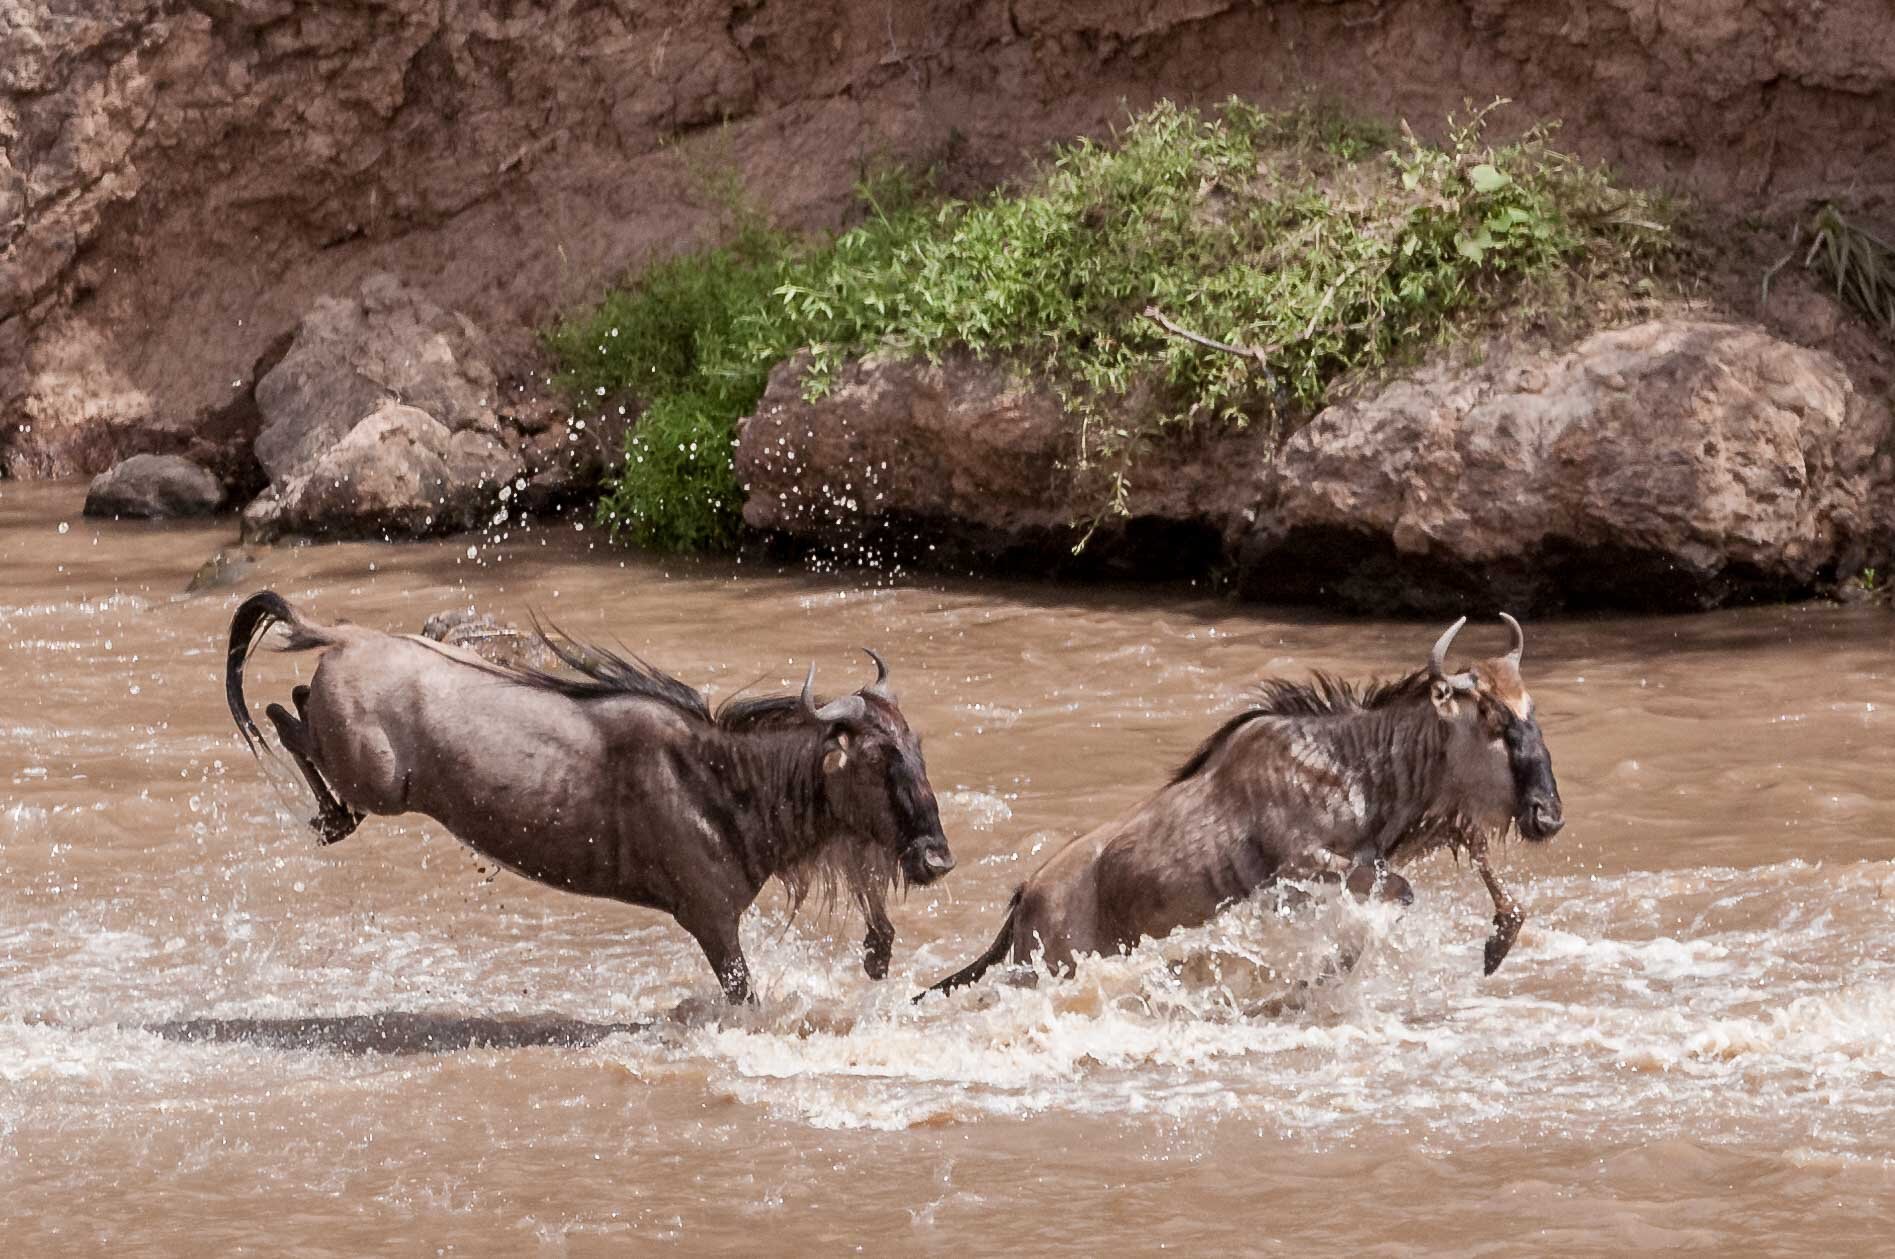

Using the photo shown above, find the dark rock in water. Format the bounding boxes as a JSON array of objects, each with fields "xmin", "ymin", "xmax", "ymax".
[
  {"xmin": 146, "ymin": 1012, "xmax": 644, "ymax": 1056},
  {"xmin": 83, "ymin": 454, "xmax": 225, "ymax": 518},
  {"xmin": 419, "ymin": 607, "xmax": 559, "ymax": 672}
]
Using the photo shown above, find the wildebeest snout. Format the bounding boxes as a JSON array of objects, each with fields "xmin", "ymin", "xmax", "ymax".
[
  {"xmin": 903, "ymin": 838, "xmax": 956, "ymax": 885},
  {"xmin": 1522, "ymin": 795, "xmax": 1564, "ymax": 841}
]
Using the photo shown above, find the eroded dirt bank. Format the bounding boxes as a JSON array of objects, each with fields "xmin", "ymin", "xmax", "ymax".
[{"xmin": 6, "ymin": 0, "xmax": 1894, "ymax": 476}]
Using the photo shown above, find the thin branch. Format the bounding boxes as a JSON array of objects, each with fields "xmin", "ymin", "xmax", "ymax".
[
  {"xmin": 1143, "ymin": 304, "xmax": 1280, "ymax": 391},
  {"xmin": 1143, "ymin": 306, "xmax": 1274, "ymax": 361},
  {"xmin": 1300, "ymin": 276, "xmax": 1346, "ymax": 342}
]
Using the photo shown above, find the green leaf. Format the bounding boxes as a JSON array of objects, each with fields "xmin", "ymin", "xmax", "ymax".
[{"xmin": 1468, "ymin": 164, "xmax": 1511, "ymax": 193}]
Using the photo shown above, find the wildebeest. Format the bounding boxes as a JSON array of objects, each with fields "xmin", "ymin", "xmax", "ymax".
[
  {"xmin": 225, "ymin": 591, "xmax": 956, "ymax": 1003},
  {"xmin": 921, "ymin": 614, "xmax": 1562, "ymax": 999}
]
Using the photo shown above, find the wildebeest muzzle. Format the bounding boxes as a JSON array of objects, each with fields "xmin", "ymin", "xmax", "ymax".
[
  {"xmin": 901, "ymin": 835, "xmax": 956, "ymax": 885},
  {"xmin": 1506, "ymin": 715, "xmax": 1563, "ymax": 841}
]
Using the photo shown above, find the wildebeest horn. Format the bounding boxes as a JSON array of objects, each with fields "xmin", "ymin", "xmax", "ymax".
[
  {"xmin": 1499, "ymin": 612, "xmax": 1524, "ymax": 666},
  {"xmin": 801, "ymin": 663, "xmax": 867, "ymax": 725},
  {"xmin": 1429, "ymin": 616, "xmax": 1467, "ymax": 677},
  {"xmin": 861, "ymin": 647, "xmax": 893, "ymax": 701},
  {"xmin": 1429, "ymin": 616, "xmax": 1478, "ymax": 692}
]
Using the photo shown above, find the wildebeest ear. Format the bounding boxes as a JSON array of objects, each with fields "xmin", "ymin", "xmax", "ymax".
[{"xmin": 1430, "ymin": 678, "xmax": 1459, "ymax": 715}]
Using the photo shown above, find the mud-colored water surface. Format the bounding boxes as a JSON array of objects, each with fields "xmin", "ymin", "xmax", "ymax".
[{"xmin": 4, "ymin": 480, "xmax": 1893, "ymax": 1255}]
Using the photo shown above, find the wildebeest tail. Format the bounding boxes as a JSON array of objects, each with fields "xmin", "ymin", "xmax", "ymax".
[
  {"xmin": 915, "ymin": 888, "xmax": 1022, "ymax": 1002},
  {"xmin": 226, "ymin": 590, "xmax": 337, "ymax": 755}
]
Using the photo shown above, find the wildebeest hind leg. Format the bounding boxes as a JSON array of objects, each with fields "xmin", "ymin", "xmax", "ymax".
[{"xmin": 264, "ymin": 702, "xmax": 363, "ymax": 845}]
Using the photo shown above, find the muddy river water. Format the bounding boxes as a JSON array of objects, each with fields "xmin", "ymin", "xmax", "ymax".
[{"xmin": 3, "ymin": 479, "xmax": 1893, "ymax": 1254}]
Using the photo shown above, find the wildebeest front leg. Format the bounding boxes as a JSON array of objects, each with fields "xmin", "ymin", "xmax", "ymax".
[
  {"xmin": 862, "ymin": 901, "xmax": 894, "ymax": 981},
  {"xmin": 683, "ymin": 914, "xmax": 753, "ymax": 1004},
  {"xmin": 265, "ymin": 696, "xmax": 363, "ymax": 846},
  {"xmin": 1326, "ymin": 860, "xmax": 1416, "ymax": 975},
  {"xmin": 1470, "ymin": 839, "xmax": 1526, "ymax": 975}
]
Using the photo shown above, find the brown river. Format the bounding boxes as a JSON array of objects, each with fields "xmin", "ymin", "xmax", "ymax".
[{"xmin": 3, "ymin": 479, "xmax": 1894, "ymax": 1255}]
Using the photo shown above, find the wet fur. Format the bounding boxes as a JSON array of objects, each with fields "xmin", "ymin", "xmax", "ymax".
[
  {"xmin": 922, "ymin": 646, "xmax": 1560, "ymax": 998},
  {"xmin": 227, "ymin": 592, "xmax": 947, "ymax": 1002}
]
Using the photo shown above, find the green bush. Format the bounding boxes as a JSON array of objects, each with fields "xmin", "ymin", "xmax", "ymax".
[
  {"xmin": 549, "ymin": 99, "xmax": 1669, "ymax": 552},
  {"xmin": 544, "ymin": 223, "xmax": 794, "ymax": 551}
]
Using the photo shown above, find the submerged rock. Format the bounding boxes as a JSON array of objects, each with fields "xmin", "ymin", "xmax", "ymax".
[
  {"xmin": 419, "ymin": 607, "xmax": 559, "ymax": 673},
  {"xmin": 184, "ymin": 545, "xmax": 262, "ymax": 594},
  {"xmin": 83, "ymin": 454, "xmax": 224, "ymax": 519}
]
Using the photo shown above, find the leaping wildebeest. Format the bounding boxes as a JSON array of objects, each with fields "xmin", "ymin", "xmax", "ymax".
[
  {"xmin": 225, "ymin": 591, "xmax": 956, "ymax": 1003},
  {"xmin": 921, "ymin": 614, "xmax": 1562, "ymax": 999}
]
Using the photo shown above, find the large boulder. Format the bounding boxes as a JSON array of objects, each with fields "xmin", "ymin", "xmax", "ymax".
[
  {"xmin": 1237, "ymin": 320, "xmax": 1888, "ymax": 611},
  {"xmin": 253, "ymin": 273, "xmax": 504, "ymax": 483},
  {"xmin": 735, "ymin": 351, "xmax": 1272, "ymax": 573},
  {"xmin": 734, "ymin": 321, "xmax": 1892, "ymax": 611},
  {"xmin": 83, "ymin": 453, "xmax": 225, "ymax": 519},
  {"xmin": 243, "ymin": 403, "xmax": 518, "ymax": 542},
  {"xmin": 241, "ymin": 275, "xmax": 524, "ymax": 540}
]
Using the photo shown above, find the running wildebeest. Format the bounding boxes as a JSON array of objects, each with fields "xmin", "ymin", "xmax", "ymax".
[
  {"xmin": 921, "ymin": 614, "xmax": 1562, "ymax": 999},
  {"xmin": 225, "ymin": 591, "xmax": 956, "ymax": 1003}
]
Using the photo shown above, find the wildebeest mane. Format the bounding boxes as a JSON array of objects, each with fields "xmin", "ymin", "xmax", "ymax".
[
  {"xmin": 1252, "ymin": 668, "xmax": 1430, "ymax": 717},
  {"xmin": 1170, "ymin": 668, "xmax": 1432, "ymax": 783},
  {"xmin": 714, "ymin": 694, "xmax": 812, "ymax": 731},
  {"xmin": 499, "ymin": 621, "xmax": 716, "ymax": 721},
  {"xmin": 509, "ymin": 624, "xmax": 840, "ymax": 737}
]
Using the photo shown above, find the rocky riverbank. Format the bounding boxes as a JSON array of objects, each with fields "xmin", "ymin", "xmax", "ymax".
[
  {"xmin": 736, "ymin": 319, "xmax": 1893, "ymax": 612},
  {"xmin": 8, "ymin": 2, "xmax": 1895, "ymax": 611}
]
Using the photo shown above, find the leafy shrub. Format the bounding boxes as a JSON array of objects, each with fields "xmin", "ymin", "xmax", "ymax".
[
  {"xmin": 550, "ymin": 99, "xmax": 1670, "ymax": 551},
  {"xmin": 544, "ymin": 224, "xmax": 793, "ymax": 550}
]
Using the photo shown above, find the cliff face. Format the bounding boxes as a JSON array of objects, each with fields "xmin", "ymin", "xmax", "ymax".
[{"xmin": 5, "ymin": 0, "xmax": 1893, "ymax": 476}]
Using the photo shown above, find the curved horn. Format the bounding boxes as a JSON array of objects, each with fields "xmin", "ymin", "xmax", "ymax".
[
  {"xmin": 1499, "ymin": 612, "xmax": 1524, "ymax": 666},
  {"xmin": 861, "ymin": 647, "xmax": 893, "ymax": 701},
  {"xmin": 800, "ymin": 663, "xmax": 821, "ymax": 718},
  {"xmin": 816, "ymin": 694, "xmax": 868, "ymax": 724},
  {"xmin": 1429, "ymin": 616, "xmax": 1468, "ymax": 679},
  {"xmin": 800, "ymin": 662, "xmax": 867, "ymax": 724}
]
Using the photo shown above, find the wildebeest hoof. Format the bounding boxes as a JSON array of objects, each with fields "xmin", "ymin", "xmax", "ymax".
[
  {"xmin": 1482, "ymin": 910, "xmax": 1526, "ymax": 975},
  {"xmin": 314, "ymin": 809, "xmax": 362, "ymax": 846}
]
